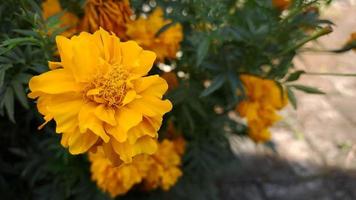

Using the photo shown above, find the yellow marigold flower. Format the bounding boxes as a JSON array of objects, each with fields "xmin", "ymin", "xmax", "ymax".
[
  {"xmin": 272, "ymin": 0, "xmax": 291, "ymax": 10},
  {"xmin": 89, "ymin": 139, "xmax": 185, "ymax": 197},
  {"xmin": 126, "ymin": 8, "xmax": 183, "ymax": 62},
  {"xmin": 42, "ymin": 0, "xmax": 79, "ymax": 37},
  {"xmin": 142, "ymin": 139, "xmax": 184, "ymax": 191},
  {"xmin": 80, "ymin": 0, "xmax": 133, "ymax": 39},
  {"xmin": 28, "ymin": 28, "xmax": 172, "ymax": 166},
  {"xmin": 236, "ymin": 75, "xmax": 287, "ymax": 142},
  {"xmin": 89, "ymin": 148, "xmax": 147, "ymax": 197}
]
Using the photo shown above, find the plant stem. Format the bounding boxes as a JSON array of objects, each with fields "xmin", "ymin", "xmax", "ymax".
[
  {"xmin": 279, "ymin": 27, "xmax": 333, "ymax": 56},
  {"xmin": 305, "ymin": 72, "xmax": 356, "ymax": 77}
]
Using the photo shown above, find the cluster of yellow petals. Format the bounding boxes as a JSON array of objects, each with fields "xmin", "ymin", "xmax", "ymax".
[
  {"xmin": 126, "ymin": 8, "xmax": 183, "ymax": 62},
  {"xmin": 42, "ymin": 0, "xmax": 183, "ymax": 62},
  {"xmin": 89, "ymin": 139, "xmax": 185, "ymax": 197},
  {"xmin": 28, "ymin": 28, "xmax": 172, "ymax": 166},
  {"xmin": 41, "ymin": 0, "xmax": 79, "ymax": 37},
  {"xmin": 272, "ymin": 0, "xmax": 291, "ymax": 10},
  {"xmin": 81, "ymin": 0, "xmax": 133, "ymax": 39},
  {"xmin": 236, "ymin": 75, "xmax": 288, "ymax": 142}
]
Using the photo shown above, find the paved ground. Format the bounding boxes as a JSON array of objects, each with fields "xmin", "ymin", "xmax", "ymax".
[{"xmin": 226, "ymin": 1, "xmax": 356, "ymax": 199}]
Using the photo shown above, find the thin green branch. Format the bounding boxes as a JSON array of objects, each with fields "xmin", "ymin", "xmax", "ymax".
[
  {"xmin": 279, "ymin": 27, "xmax": 333, "ymax": 56},
  {"xmin": 304, "ymin": 72, "xmax": 356, "ymax": 77}
]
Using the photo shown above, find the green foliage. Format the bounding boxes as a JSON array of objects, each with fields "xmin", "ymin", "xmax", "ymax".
[{"xmin": 0, "ymin": 0, "xmax": 347, "ymax": 199}]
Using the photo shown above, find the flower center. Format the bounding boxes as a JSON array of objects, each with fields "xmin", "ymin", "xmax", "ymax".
[{"xmin": 85, "ymin": 67, "xmax": 129, "ymax": 107}]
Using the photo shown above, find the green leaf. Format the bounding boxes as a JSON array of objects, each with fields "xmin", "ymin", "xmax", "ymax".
[
  {"xmin": 285, "ymin": 70, "xmax": 305, "ymax": 82},
  {"xmin": 286, "ymin": 87, "xmax": 297, "ymax": 109},
  {"xmin": 182, "ymin": 105, "xmax": 195, "ymax": 131},
  {"xmin": 0, "ymin": 64, "xmax": 12, "ymax": 88},
  {"xmin": 188, "ymin": 99, "xmax": 206, "ymax": 117},
  {"xmin": 0, "ymin": 38, "xmax": 38, "ymax": 55},
  {"xmin": 0, "ymin": 37, "xmax": 37, "ymax": 47},
  {"xmin": 289, "ymin": 84, "xmax": 325, "ymax": 94},
  {"xmin": 196, "ymin": 37, "xmax": 210, "ymax": 66},
  {"xmin": 13, "ymin": 29, "xmax": 38, "ymax": 37},
  {"xmin": 11, "ymin": 82, "xmax": 29, "ymax": 109},
  {"xmin": 200, "ymin": 74, "xmax": 225, "ymax": 97},
  {"xmin": 227, "ymin": 72, "xmax": 244, "ymax": 101},
  {"xmin": 3, "ymin": 88, "xmax": 15, "ymax": 123}
]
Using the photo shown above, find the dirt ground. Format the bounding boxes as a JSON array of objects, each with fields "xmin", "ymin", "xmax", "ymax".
[{"xmin": 226, "ymin": 1, "xmax": 356, "ymax": 199}]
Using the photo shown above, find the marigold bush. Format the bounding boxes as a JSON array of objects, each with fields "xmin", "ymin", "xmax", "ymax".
[{"xmin": 0, "ymin": 0, "xmax": 354, "ymax": 199}]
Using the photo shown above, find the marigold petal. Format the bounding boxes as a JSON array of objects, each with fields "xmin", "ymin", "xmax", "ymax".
[
  {"xmin": 127, "ymin": 119, "xmax": 158, "ymax": 144},
  {"xmin": 111, "ymin": 136, "xmax": 157, "ymax": 163},
  {"xmin": 68, "ymin": 130, "xmax": 99, "ymax": 154},
  {"xmin": 28, "ymin": 69, "xmax": 80, "ymax": 97},
  {"xmin": 79, "ymin": 103, "xmax": 110, "ymax": 142},
  {"xmin": 129, "ymin": 96, "xmax": 172, "ymax": 117},
  {"xmin": 111, "ymin": 139, "xmax": 134, "ymax": 163},
  {"xmin": 95, "ymin": 104, "xmax": 116, "ymax": 126},
  {"xmin": 131, "ymin": 50, "xmax": 156, "ymax": 76},
  {"xmin": 56, "ymin": 36, "xmax": 73, "ymax": 69},
  {"xmin": 105, "ymin": 124, "xmax": 127, "ymax": 143},
  {"xmin": 116, "ymin": 107, "xmax": 142, "ymax": 133},
  {"xmin": 120, "ymin": 41, "xmax": 144, "ymax": 69},
  {"xmin": 121, "ymin": 90, "xmax": 137, "ymax": 106},
  {"xmin": 102, "ymin": 142, "xmax": 123, "ymax": 166},
  {"xmin": 71, "ymin": 32, "xmax": 101, "ymax": 81},
  {"xmin": 48, "ymin": 61, "xmax": 62, "ymax": 70},
  {"xmin": 60, "ymin": 132, "xmax": 71, "ymax": 147},
  {"xmin": 46, "ymin": 96, "xmax": 83, "ymax": 133},
  {"xmin": 134, "ymin": 75, "xmax": 168, "ymax": 97},
  {"xmin": 97, "ymin": 28, "xmax": 122, "ymax": 64},
  {"xmin": 133, "ymin": 136, "xmax": 158, "ymax": 155}
]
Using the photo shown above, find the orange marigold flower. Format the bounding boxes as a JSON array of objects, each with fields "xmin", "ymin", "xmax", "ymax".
[
  {"xmin": 161, "ymin": 72, "xmax": 179, "ymax": 90},
  {"xmin": 89, "ymin": 139, "xmax": 185, "ymax": 197},
  {"xmin": 347, "ymin": 32, "xmax": 356, "ymax": 52},
  {"xmin": 126, "ymin": 8, "xmax": 183, "ymax": 62},
  {"xmin": 272, "ymin": 0, "xmax": 291, "ymax": 10},
  {"xmin": 42, "ymin": 0, "xmax": 79, "ymax": 37},
  {"xmin": 80, "ymin": 0, "xmax": 133, "ymax": 39},
  {"xmin": 28, "ymin": 28, "xmax": 172, "ymax": 166},
  {"xmin": 236, "ymin": 75, "xmax": 288, "ymax": 142}
]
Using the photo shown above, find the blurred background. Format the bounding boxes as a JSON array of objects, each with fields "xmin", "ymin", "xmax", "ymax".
[{"xmin": 225, "ymin": 0, "xmax": 356, "ymax": 199}]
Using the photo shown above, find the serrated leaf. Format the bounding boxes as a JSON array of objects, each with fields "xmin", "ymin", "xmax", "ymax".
[
  {"xmin": 285, "ymin": 70, "xmax": 305, "ymax": 82},
  {"xmin": 286, "ymin": 87, "xmax": 297, "ymax": 109},
  {"xmin": 290, "ymin": 84, "xmax": 325, "ymax": 94},
  {"xmin": 200, "ymin": 74, "xmax": 225, "ymax": 97}
]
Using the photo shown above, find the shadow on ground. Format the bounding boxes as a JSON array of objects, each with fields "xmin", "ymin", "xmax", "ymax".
[{"xmin": 218, "ymin": 154, "xmax": 356, "ymax": 200}]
